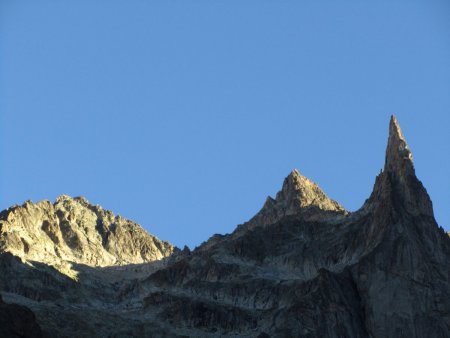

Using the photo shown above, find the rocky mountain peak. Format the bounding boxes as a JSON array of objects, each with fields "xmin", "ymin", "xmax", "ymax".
[
  {"xmin": 385, "ymin": 115, "xmax": 414, "ymax": 176},
  {"xmin": 235, "ymin": 169, "xmax": 346, "ymax": 234},
  {"xmin": 365, "ymin": 116, "xmax": 434, "ymax": 217},
  {"xmin": 0, "ymin": 195, "xmax": 175, "ymax": 276},
  {"xmin": 276, "ymin": 169, "xmax": 346, "ymax": 213}
]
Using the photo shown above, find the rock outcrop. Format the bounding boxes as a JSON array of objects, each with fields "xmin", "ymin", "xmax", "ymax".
[
  {"xmin": 0, "ymin": 196, "xmax": 177, "ymax": 337},
  {"xmin": 364, "ymin": 116, "xmax": 435, "ymax": 217},
  {"xmin": 0, "ymin": 116, "xmax": 449, "ymax": 338},
  {"xmin": 239, "ymin": 169, "xmax": 347, "ymax": 231},
  {"xmin": 0, "ymin": 195, "xmax": 175, "ymax": 275}
]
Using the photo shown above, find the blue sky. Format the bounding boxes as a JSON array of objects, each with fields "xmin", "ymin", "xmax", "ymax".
[{"xmin": 1, "ymin": 1, "xmax": 449, "ymax": 249}]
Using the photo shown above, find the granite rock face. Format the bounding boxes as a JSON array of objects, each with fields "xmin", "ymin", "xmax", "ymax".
[
  {"xmin": 236, "ymin": 169, "xmax": 347, "ymax": 233},
  {"xmin": 1, "ymin": 116, "xmax": 449, "ymax": 337},
  {"xmin": 0, "ymin": 195, "xmax": 174, "ymax": 272},
  {"xmin": 0, "ymin": 197, "xmax": 176, "ymax": 337}
]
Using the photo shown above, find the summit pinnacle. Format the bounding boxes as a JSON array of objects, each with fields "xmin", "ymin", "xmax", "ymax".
[
  {"xmin": 276, "ymin": 169, "xmax": 346, "ymax": 214},
  {"xmin": 385, "ymin": 115, "xmax": 414, "ymax": 176},
  {"xmin": 237, "ymin": 169, "xmax": 346, "ymax": 233},
  {"xmin": 365, "ymin": 115, "xmax": 434, "ymax": 217}
]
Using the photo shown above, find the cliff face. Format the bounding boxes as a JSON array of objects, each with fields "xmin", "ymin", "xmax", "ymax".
[
  {"xmin": 0, "ymin": 195, "xmax": 174, "ymax": 274},
  {"xmin": 0, "ymin": 116, "xmax": 449, "ymax": 338},
  {"xmin": 0, "ymin": 196, "xmax": 177, "ymax": 337}
]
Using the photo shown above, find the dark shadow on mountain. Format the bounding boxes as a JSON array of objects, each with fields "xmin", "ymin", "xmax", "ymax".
[
  {"xmin": 0, "ymin": 293, "xmax": 43, "ymax": 338},
  {"xmin": 0, "ymin": 251, "xmax": 182, "ymax": 337}
]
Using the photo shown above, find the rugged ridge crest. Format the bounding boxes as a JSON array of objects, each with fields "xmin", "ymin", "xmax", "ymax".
[{"xmin": 0, "ymin": 195, "xmax": 174, "ymax": 277}]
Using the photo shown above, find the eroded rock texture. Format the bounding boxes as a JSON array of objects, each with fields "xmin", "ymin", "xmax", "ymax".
[
  {"xmin": 0, "ymin": 116, "xmax": 449, "ymax": 337},
  {"xmin": 0, "ymin": 195, "xmax": 174, "ymax": 269}
]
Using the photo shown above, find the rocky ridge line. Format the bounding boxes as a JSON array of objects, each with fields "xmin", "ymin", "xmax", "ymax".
[{"xmin": 0, "ymin": 195, "xmax": 175, "ymax": 277}]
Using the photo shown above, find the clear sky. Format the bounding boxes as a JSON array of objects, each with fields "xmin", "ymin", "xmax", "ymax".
[{"xmin": 1, "ymin": 1, "xmax": 449, "ymax": 249}]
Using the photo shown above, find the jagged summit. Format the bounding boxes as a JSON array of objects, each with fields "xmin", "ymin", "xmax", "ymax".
[
  {"xmin": 55, "ymin": 194, "xmax": 90, "ymax": 205},
  {"xmin": 385, "ymin": 115, "xmax": 414, "ymax": 176},
  {"xmin": 237, "ymin": 169, "xmax": 346, "ymax": 233},
  {"xmin": 276, "ymin": 169, "xmax": 346, "ymax": 214},
  {"xmin": 0, "ymin": 195, "xmax": 175, "ymax": 275},
  {"xmin": 365, "ymin": 115, "xmax": 434, "ymax": 217}
]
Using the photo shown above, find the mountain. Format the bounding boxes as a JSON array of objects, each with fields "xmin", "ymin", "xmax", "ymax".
[{"xmin": 1, "ymin": 116, "xmax": 449, "ymax": 338}]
